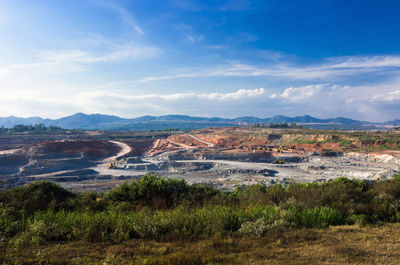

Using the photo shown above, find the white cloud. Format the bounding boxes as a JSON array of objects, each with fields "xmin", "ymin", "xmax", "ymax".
[
  {"xmin": 206, "ymin": 88, "xmax": 265, "ymax": 100},
  {"xmin": 324, "ymin": 56, "xmax": 400, "ymax": 69},
  {"xmin": 174, "ymin": 23, "xmax": 204, "ymax": 44},
  {"xmin": 0, "ymin": 5, "xmax": 7, "ymax": 27},
  {"xmin": 1, "ymin": 81, "xmax": 399, "ymax": 122},
  {"xmin": 77, "ymin": 87, "xmax": 266, "ymax": 102},
  {"xmin": 38, "ymin": 43, "xmax": 161, "ymax": 64},
  {"xmin": 69, "ymin": 84, "xmax": 399, "ymax": 121},
  {"xmin": 0, "ymin": 96, "xmax": 77, "ymax": 118},
  {"xmin": 138, "ymin": 55, "xmax": 400, "ymax": 83},
  {"xmin": 0, "ymin": 41, "xmax": 161, "ymax": 75},
  {"xmin": 70, "ymin": 88, "xmax": 272, "ymax": 117},
  {"xmin": 231, "ymin": 32, "xmax": 259, "ymax": 44},
  {"xmin": 185, "ymin": 34, "xmax": 204, "ymax": 44},
  {"xmin": 372, "ymin": 90, "xmax": 400, "ymax": 102},
  {"xmin": 279, "ymin": 84, "xmax": 324, "ymax": 102},
  {"xmin": 96, "ymin": 1, "xmax": 144, "ymax": 35},
  {"xmin": 369, "ymin": 77, "xmax": 400, "ymax": 103},
  {"xmin": 0, "ymin": 61, "xmax": 87, "ymax": 75}
]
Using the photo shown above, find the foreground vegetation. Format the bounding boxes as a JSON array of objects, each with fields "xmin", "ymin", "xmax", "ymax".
[
  {"xmin": 2, "ymin": 174, "xmax": 400, "ymax": 264},
  {"xmin": 4, "ymin": 224, "xmax": 400, "ymax": 264}
]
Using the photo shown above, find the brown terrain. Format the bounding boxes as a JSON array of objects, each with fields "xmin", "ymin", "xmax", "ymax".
[{"xmin": 6, "ymin": 224, "xmax": 400, "ymax": 264}]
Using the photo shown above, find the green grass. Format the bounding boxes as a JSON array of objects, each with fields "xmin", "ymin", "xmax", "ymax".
[
  {"xmin": 4, "ymin": 224, "xmax": 400, "ymax": 264},
  {"xmin": 339, "ymin": 139, "xmax": 354, "ymax": 146},
  {"xmin": 1, "ymin": 174, "xmax": 400, "ymax": 255},
  {"xmin": 2, "ymin": 174, "xmax": 400, "ymax": 263}
]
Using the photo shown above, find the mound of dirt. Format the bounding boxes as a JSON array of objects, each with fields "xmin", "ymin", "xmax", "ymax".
[
  {"xmin": 0, "ymin": 154, "xmax": 29, "ymax": 175},
  {"xmin": 36, "ymin": 140, "xmax": 120, "ymax": 158},
  {"xmin": 168, "ymin": 135, "xmax": 207, "ymax": 147},
  {"xmin": 119, "ymin": 140, "xmax": 154, "ymax": 156}
]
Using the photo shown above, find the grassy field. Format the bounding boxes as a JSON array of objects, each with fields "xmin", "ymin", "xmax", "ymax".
[
  {"xmin": 2, "ymin": 224, "xmax": 400, "ymax": 264},
  {"xmin": 2, "ymin": 174, "xmax": 400, "ymax": 264}
]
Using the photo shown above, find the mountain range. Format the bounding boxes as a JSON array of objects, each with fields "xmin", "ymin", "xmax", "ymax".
[{"xmin": 0, "ymin": 113, "xmax": 398, "ymax": 131}]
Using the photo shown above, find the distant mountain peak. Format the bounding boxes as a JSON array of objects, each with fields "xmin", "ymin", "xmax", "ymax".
[{"xmin": 0, "ymin": 113, "xmax": 397, "ymax": 130}]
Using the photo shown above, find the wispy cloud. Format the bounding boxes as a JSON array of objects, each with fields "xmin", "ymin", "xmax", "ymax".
[
  {"xmin": 96, "ymin": 1, "xmax": 144, "ymax": 35},
  {"xmin": 230, "ymin": 32, "xmax": 259, "ymax": 45},
  {"xmin": 2, "ymin": 79, "xmax": 400, "ymax": 121},
  {"xmin": 0, "ymin": 61, "xmax": 87, "ymax": 75},
  {"xmin": 277, "ymin": 84, "xmax": 325, "ymax": 102},
  {"xmin": 38, "ymin": 42, "xmax": 161, "ymax": 64},
  {"xmin": 0, "ymin": 40, "xmax": 161, "ymax": 75},
  {"xmin": 72, "ymin": 88, "xmax": 269, "ymax": 117},
  {"xmin": 0, "ymin": 96, "xmax": 77, "ymax": 118},
  {"xmin": 71, "ymin": 81, "xmax": 400, "ymax": 121},
  {"xmin": 372, "ymin": 90, "xmax": 400, "ymax": 102},
  {"xmin": 204, "ymin": 45, "xmax": 228, "ymax": 49},
  {"xmin": 137, "ymin": 55, "xmax": 400, "ymax": 83},
  {"xmin": 324, "ymin": 56, "xmax": 400, "ymax": 69},
  {"xmin": 78, "ymin": 88, "xmax": 266, "ymax": 102},
  {"xmin": 174, "ymin": 23, "xmax": 204, "ymax": 44}
]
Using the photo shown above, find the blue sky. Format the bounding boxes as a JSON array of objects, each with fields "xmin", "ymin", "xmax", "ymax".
[{"xmin": 0, "ymin": 0, "xmax": 400, "ymax": 121}]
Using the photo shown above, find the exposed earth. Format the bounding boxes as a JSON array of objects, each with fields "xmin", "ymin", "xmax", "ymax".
[{"xmin": 1, "ymin": 128, "xmax": 400, "ymax": 191}]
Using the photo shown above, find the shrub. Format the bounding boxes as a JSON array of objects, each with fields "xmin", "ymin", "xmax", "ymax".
[
  {"xmin": 0, "ymin": 207, "xmax": 23, "ymax": 246},
  {"xmin": 300, "ymin": 206, "xmax": 344, "ymax": 228},
  {"xmin": 5, "ymin": 176, "xmax": 400, "ymax": 245},
  {"xmin": 347, "ymin": 214, "xmax": 370, "ymax": 226},
  {"xmin": 106, "ymin": 174, "xmax": 190, "ymax": 209},
  {"xmin": 239, "ymin": 218, "xmax": 269, "ymax": 236},
  {"xmin": 0, "ymin": 181, "xmax": 75, "ymax": 214}
]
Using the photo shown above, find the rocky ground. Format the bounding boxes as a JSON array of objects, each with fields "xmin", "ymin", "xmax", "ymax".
[{"xmin": 1, "ymin": 128, "xmax": 399, "ymax": 191}]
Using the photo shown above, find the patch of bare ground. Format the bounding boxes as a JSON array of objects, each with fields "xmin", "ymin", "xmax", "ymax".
[
  {"xmin": 169, "ymin": 135, "xmax": 208, "ymax": 147},
  {"xmin": 3, "ymin": 224, "xmax": 400, "ymax": 264},
  {"xmin": 121, "ymin": 139, "xmax": 155, "ymax": 156},
  {"xmin": 40, "ymin": 140, "xmax": 120, "ymax": 158}
]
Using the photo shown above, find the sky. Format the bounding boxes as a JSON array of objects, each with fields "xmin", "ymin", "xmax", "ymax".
[{"xmin": 0, "ymin": 0, "xmax": 400, "ymax": 121}]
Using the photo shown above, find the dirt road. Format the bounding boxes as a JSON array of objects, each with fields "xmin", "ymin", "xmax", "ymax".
[
  {"xmin": 188, "ymin": 134, "xmax": 214, "ymax": 147},
  {"xmin": 166, "ymin": 139, "xmax": 197, "ymax": 149},
  {"xmin": 0, "ymin": 148, "xmax": 22, "ymax": 155},
  {"xmin": 103, "ymin": 141, "xmax": 132, "ymax": 163}
]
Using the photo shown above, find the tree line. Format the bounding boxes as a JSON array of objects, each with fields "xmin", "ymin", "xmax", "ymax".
[{"xmin": 0, "ymin": 124, "xmax": 65, "ymax": 134}]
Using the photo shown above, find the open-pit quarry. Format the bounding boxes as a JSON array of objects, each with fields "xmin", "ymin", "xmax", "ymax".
[{"xmin": 1, "ymin": 128, "xmax": 399, "ymax": 191}]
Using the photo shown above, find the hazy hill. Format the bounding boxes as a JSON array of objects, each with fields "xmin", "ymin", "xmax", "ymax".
[
  {"xmin": 48, "ymin": 113, "xmax": 126, "ymax": 129},
  {"xmin": 0, "ymin": 116, "xmax": 51, "ymax": 127},
  {"xmin": 0, "ymin": 113, "xmax": 395, "ymax": 131},
  {"xmin": 386, "ymin": 119, "xmax": 400, "ymax": 126}
]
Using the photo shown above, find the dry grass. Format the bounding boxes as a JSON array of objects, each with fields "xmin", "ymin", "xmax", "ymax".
[{"xmin": 3, "ymin": 224, "xmax": 400, "ymax": 264}]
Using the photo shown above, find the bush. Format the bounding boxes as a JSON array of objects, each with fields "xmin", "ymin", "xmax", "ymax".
[
  {"xmin": 347, "ymin": 214, "xmax": 370, "ymax": 226},
  {"xmin": 4, "ymin": 176, "xmax": 400, "ymax": 245},
  {"xmin": 106, "ymin": 174, "xmax": 189, "ymax": 209},
  {"xmin": 300, "ymin": 206, "xmax": 344, "ymax": 228},
  {"xmin": 0, "ymin": 207, "xmax": 23, "ymax": 246},
  {"xmin": 0, "ymin": 181, "xmax": 75, "ymax": 214}
]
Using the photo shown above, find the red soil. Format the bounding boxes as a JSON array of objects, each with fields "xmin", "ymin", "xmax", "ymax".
[
  {"xmin": 168, "ymin": 135, "xmax": 207, "ymax": 147},
  {"xmin": 40, "ymin": 140, "xmax": 119, "ymax": 158},
  {"xmin": 120, "ymin": 140, "xmax": 155, "ymax": 156}
]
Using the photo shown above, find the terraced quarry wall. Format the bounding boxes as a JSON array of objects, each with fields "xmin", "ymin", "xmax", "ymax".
[{"xmin": 0, "ymin": 128, "xmax": 399, "ymax": 191}]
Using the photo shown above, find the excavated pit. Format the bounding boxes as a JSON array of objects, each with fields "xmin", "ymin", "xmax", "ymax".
[
  {"xmin": 1, "ymin": 133, "xmax": 400, "ymax": 192},
  {"xmin": 110, "ymin": 149, "xmax": 400, "ymax": 191}
]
